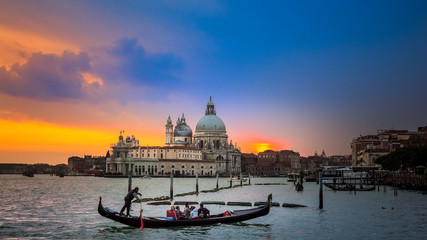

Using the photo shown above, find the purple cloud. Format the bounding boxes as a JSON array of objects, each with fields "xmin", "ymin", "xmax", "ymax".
[{"xmin": 0, "ymin": 51, "xmax": 94, "ymax": 100}]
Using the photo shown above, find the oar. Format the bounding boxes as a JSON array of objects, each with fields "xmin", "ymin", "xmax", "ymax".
[{"xmin": 140, "ymin": 201, "xmax": 144, "ymax": 230}]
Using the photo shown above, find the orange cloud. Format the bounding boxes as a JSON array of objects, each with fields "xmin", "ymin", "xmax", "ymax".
[{"xmin": 0, "ymin": 26, "xmax": 80, "ymax": 69}]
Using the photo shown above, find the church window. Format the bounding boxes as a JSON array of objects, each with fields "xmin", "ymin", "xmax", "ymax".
[
  {"xmin": 161, "ymin": 153, "xmax": 163, "ymax": 159},
  {"xmin": 148, "ymin": 154, "xmax": 150, "ymax": 158}
]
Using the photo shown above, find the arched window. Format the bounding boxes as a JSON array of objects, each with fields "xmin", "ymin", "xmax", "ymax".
[
  {"xmin": 201, "ymin": 165, "xmax": 204, "ymax": 169},
  {"xmin": 200, "ymin": 140, "xmax": 204, "ymax": 148},
  {"xmin": 161, "ymin": 165, "xmax": 164, "ymax": 168}
]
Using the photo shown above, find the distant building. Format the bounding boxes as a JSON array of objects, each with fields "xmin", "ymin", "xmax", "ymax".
[
  {"xmin": 0, "ymin": 164, "xmax": 28, "ymax": 174},
  {"xmin": 241, "ymin": 153, "xmax": 257, "ymax": 174},
  {"xmin": 68, "ymin": 155, "xmax": 106, "ymax": 173},
  {"xmin": 0, "ymin": 163, "xmax": 69, "ymax": 174},
  {"xmin": 241, "ymin": 149, "xmax": 301, "ymax": 176},
  {"xmin": 351, "ymin": 126, "xmax": 427, "ymax": 166}
]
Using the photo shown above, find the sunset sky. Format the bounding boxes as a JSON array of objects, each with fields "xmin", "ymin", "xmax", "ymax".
[{"xmin": 1, "ymin": 0, "xmax": 427, "ymax": 165}]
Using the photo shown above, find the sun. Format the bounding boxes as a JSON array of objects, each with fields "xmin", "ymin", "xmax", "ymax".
[{"xmin": 253, "ymin": 143, "xmax": 272, "ymax": 153}]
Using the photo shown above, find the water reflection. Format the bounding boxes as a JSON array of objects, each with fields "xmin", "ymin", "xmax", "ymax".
[{"xmin": 0, "ymin": 174, "xmax": 426, "ymax": 239}]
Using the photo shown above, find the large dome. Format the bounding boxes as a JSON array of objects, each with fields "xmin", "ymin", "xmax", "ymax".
[
  {"xmin": 174, "ymin": 124, "xmax": 193, "ymax": 137},
  {"xmin": 196, "ymin": 115, "xmax": 226, "ymax": 132}
]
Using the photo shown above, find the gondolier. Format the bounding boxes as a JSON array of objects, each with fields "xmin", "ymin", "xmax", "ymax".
[{"xmin": 120, "ymin": 187, "xmax": 142, "ymax": 216}]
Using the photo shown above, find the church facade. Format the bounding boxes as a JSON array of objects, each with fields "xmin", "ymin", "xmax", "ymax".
[{"xmin": 105, "ymin": 97, "xmax": 241, "ymax": 176}]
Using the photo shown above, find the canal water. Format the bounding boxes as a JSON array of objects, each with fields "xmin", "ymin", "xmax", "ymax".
[{"xmin": 0, "ymin": 174, "xmax": 426, "ymax": 239}]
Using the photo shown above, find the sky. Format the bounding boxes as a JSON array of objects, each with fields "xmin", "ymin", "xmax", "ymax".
[{"xmin": 1, "ymin": 0, "xmax": 426, "ymax": 165}]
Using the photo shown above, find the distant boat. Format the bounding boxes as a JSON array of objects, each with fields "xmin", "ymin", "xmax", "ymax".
[
  {"xmin": 22, "ymin": 170, "xmax": 34, "ymax": 177},
  {"xmin": 98, "ymin": 194, "xmax": 272, "ymax": 228},
  {"xmin": 230, "ymin": 177, "xmax": 247, "ymax": 182},
  {"xmin": 321, "ymin": 166, "xmax": 368, "ymax": 184},
  {"xmin": 324, "ymin": 183, "xmax": 376, "ymax": 191},
  {"xmin": 58, "ymin": 172, "xmax": 64, "ymax": 177},
  {"xmin": 287, "ymin": 173, "xmax": 300, "ymax": 182}
]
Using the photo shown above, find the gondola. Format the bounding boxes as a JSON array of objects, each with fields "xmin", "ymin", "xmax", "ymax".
[
  {"xmin": 324, "ymin": 183, "xmax": 376, "ymax": 191},
  {"xmin": 98, "ymin": 194, "xmax": 271, "ymax": 228}
]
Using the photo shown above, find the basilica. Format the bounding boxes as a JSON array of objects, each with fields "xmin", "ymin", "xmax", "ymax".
[{"xmin": 106, "ymin": 97, "xmax": 241, "ymax": 176}]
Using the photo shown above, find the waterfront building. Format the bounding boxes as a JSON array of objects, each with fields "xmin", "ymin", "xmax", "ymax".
[
  {"xmin": 0, "ymin": 164, "xmax": 28, "ymax": 174},
  {"xmin": 68, "ymin": 155, "xmax": 106, "ymax": 173},
  {"xmin": 241, "ymin": 153, "xmax": 257, "ymax": 174},
  {"xmin": 106, "ymin": 97, "xmax": 239, "ymax": 176},
  {"xmin": 351, "ymin": 126, "xmax": 427, "ymax": 166},
  {"xmin": 241, "ymin": 149, "xmax": 300, "ymax": 176}
]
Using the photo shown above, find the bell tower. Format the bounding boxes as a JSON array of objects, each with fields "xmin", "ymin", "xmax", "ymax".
[{"xmin": 165, "ymin": 115, "xmax": 173, "ymax": 146}]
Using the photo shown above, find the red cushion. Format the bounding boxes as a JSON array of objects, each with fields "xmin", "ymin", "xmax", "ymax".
[{"xmin": 166, "ymin": 210, "xmax": 177, "ymax": 219}]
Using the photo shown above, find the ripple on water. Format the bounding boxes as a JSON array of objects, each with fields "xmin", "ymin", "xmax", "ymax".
[{"xmin": 1, "ymin": 175, "xmax": 426, "ymax": 240}]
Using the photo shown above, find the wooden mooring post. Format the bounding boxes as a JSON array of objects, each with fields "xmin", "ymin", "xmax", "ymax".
[
  {"xmin": 216, "ymin": 172, "xmax": 219, "ymax": 190},
  {"xmin": 128, "ymin": 170, "xmax": 132, "ymax": 192},
  {"xmin": 170, "ymin": 172, "xmax": 174, "ymax": 200},
  {"xmin": 248, "ymin": 173, "xmax": 251, "ymax": 185},
  {"xmin": 196, "ymin": 172, "xmax": 199, "ymax": 195},
  {"xmin": 229, "ymin": 173, "xmax": 232, "ymax": 188},
  {"xmin": 319, "ymin": 171, "xmax": 323, "ymax": 209},
  {"xmin": 240, "ymin": 172, "xmax": 243, "ymax": 186}
]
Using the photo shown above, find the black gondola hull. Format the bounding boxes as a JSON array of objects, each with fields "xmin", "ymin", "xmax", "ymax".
[{"xmin": 98, "ymin": 194, "xmax": 271, "ymax": 228}]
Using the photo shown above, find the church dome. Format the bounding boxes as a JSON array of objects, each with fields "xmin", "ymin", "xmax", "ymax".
[
  {"xmin": 196, "ymin": 115, "xmax": 226, "ymax": 132},
  {"xmin": 195, "ymin": 97, "xmax": 226, "ymax": 133},
  {"xmin": 174, "ymin": 124, "xmax": 193, "ymax": 137}
]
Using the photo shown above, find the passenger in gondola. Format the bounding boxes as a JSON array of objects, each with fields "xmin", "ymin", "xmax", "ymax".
[
  {"xmin": 175, "ymin": 206, "xmax": 184, "ymax": 219},
  {"xmin": 198, "ymin": 203, "xmax": 210, "ymax": 218},
  {"xmin": 119, "ymin": 187, "xmax": 142, "ymax": 217},
  {"xmin": 190, "ymin": 206, "xmax": 198, "ymax": 218},
  {"xmin": 184, "ymin": 203, "xmax": 191, "ymax": 219}
]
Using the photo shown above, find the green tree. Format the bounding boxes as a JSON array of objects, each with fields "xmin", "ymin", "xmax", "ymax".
[{"xmin": 375, "ymin": 146, "xmax": 427, "ymax": 171}]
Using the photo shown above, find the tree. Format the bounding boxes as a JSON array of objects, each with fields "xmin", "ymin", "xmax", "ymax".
[{"xmin": 375, "ymin": 146, "xmax": 427, "ymax": 171}]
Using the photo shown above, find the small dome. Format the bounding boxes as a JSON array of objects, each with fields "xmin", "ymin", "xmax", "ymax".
[
  {"xmin": 196, "ymin": 115, "xmax": 226, "ymax": 132},
  {"xmin": 174, "ymin": 124, "xmax": 193, "ymax": 137}
]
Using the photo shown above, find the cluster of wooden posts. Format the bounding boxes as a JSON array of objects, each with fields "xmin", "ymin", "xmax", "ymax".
[{"xmin": 128, "ymin": 171, "xmax": 251, "ymax": 201}]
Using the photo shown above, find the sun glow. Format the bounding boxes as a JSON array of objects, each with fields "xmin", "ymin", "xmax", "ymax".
[
  {"xmin": 0, "ymin": 119, "xmax": 116, "ymax": 153},
  {"xmin": 253, "ymin": 143, "xmax": 273, "ymax": 153}
]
